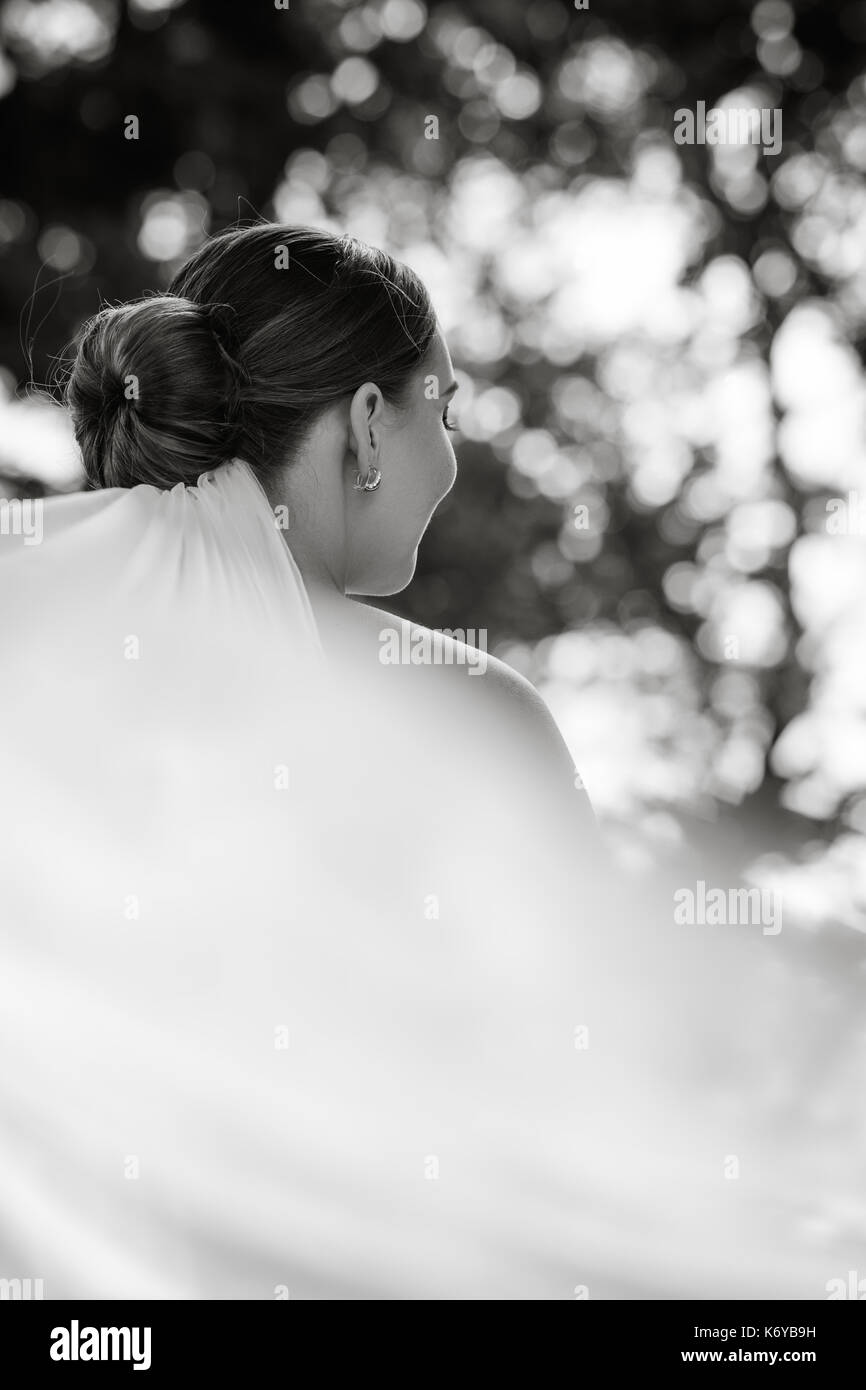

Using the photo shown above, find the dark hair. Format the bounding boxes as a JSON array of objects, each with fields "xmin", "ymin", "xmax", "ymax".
[{"xmin": 65, "ymin": 225, "xmax": 439, "ymax": 490}]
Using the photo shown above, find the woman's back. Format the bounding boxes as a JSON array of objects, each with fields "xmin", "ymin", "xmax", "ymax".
[{"xmin": 2, "ymin": 459, "xmax": 862, "ymax": 1299}]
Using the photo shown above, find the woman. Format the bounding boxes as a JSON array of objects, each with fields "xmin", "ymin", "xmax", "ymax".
[
  {"xmin": 0, "ymin": 225, "xmax": 860, "ymax": 1299},
  {"xmin": 70, "ymin": 223, "xmax": 599, "ymax": 852}
]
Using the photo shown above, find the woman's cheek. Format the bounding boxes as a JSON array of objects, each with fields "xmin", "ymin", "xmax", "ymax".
[
  {"xmin": 446, "ymin": 454, "xmax": 458, "ymax": 494},
  {"xmin": 443, "ymin": 439, "xmax": 458, "ymax": 491}
]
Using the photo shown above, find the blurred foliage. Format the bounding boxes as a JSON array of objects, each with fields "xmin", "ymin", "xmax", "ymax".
[{"xmin": 2, "ymin": 0, "xmax": 866, "ymax": 924}]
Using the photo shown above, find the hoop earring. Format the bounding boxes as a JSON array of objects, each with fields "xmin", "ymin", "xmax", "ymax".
[{"xmin": 353, "ymin": 466, "xmax": 382, "ymax": 493}]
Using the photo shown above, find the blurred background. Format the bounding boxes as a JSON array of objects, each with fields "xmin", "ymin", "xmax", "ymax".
[{"xmin": 1, "ymin": 0, "xmax": 866, "ymax": 944}]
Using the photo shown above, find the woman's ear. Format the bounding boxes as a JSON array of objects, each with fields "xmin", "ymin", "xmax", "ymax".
[{"xmin": 348, "ymin": 382, "xmax": 384, "ymax": 470}]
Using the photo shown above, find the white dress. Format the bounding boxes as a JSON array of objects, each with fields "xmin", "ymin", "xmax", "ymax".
[{"xmin": 0, "ymin": 459, "xmax": 862, "ymax": 1299}]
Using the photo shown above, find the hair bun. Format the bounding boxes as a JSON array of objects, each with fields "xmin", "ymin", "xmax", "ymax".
[
  {"xmin": 202, "ymin": 302, "xmax": 250, "ymax": 435},
  {"xmin": 66, "ymin": 295, "xmax": 250, "ymax": 490}
]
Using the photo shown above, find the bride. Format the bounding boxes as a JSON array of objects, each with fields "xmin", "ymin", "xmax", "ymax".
[{"xmin": 0, "ymin": 223, "xmax": 860, "ymax": 1299}]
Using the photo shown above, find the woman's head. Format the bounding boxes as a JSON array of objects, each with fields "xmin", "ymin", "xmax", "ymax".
[{"xmin": 65, "ymin": 225, "xmax": 459, "ymax": 594}]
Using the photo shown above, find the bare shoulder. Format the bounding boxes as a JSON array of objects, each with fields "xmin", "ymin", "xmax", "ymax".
[
  {"xmin": 352, "ymin": 599, "xmax": 522, "ymax": 682},
  {"xmin": 352, "ymin": 599, "xmax": 573, "ymax": 754},
  {"xmin": 346, "ymin": 597, "xmax": 600, "ymax": 844}
]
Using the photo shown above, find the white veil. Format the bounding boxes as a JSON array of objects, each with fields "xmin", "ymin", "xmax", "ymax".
[{"xmin": 0, "ymin": 458, "xmax": 863, "ymax": 1299}]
